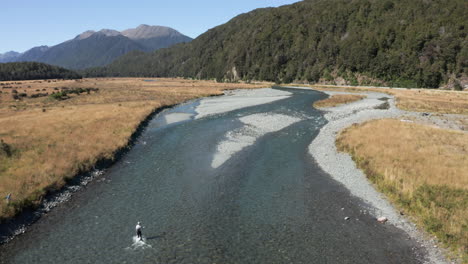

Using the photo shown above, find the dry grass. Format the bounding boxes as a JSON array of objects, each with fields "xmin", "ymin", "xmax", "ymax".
[
  {"xmin": 313, "ymin": 94, "xmax": 366, "ymax": 108},
  {"xmin": 293, "ymin": 84, "xmax": 468, "ymax": 114},
  {"xmin": 389, "ymin": 89, "xmax": 468, "ymax": 114},
  {"xmin": 0, "ymin": 78, "xmax": 268, "ymax": 220},
  {"xmin": 336, "ymin": 119, "xmax": 468, "ymax": 260}
]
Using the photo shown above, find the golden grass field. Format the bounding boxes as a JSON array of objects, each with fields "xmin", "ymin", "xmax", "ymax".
[
  {"xmin": 306, "ymin": 85, "xmax": 468, "ymax": 114},
  {"xmin": 313, "ymin": 94, "xmax": 366, "ymax": 108},
  {"xmin": 0, "ymin": 78, "xmax": 267, "ymax": 220},
  {"xmin": 336, "ymin": 119, "xmax": 468, "ymax": 261}
]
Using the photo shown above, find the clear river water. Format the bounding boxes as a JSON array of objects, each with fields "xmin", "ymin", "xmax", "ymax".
[{"xmin": 0, "ymin": 88, "xmax": 425, "ymax": 263}]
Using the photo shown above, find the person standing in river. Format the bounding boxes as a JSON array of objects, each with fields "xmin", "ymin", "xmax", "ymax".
[{"xmin": 136, "ymin": 221, "xmax": 143, "ymax": 241}]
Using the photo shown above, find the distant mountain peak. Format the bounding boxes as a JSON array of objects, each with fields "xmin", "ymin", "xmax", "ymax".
[
  {"xmin": 0, "ymin": 51, "xmax": 22, "ymax": 63},
  {"xmin": 35, "ymin": 45, "xmax": 50, "ymax": 51},
  {"xmin": 76, "ymin": 30, "xmax": 96, "ymax": 40},
  {"xmin": 75, "ymin": 29, "xmax": 122, "ymax": 40},
  {"xmin": 1, "ymin": 51, "xmax": 20, "ymax": 56},
  {"xmin": 0, "ymin": 50, "xmax": 21, "ymax": 57},
  {"xmin": 122, "ymin": 25, "xmax": 180, "ymax": 39},
  {"xmin": 1, "ymin": 25, "xmax": 192, "ymax": 69},
  {"xmin": 97, "ymin": 29, "xmax": 121, "ymax": 37}
]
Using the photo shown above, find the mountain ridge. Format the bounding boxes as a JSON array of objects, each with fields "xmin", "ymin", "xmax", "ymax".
[
  {"xmin": 0, "ymin": 25, "xmax": 192, "ymax": 69},
  {"xmin": 86, "ymin": 0, "xmax": 467, "ymax": 89}
]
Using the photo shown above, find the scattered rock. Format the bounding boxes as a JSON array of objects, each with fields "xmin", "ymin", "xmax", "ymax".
[
  {"xmin": 377, "ymin": 217, "xmax": 388, "ymax": 223},
  {"xmin": 400, "ymin": 119, "xmax": 413, "ymax": 123},
  {"xmin": 344, "ymin": 217, "xmax": 350, "ymax": 220}
]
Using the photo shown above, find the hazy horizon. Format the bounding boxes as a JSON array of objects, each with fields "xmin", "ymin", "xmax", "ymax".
[{"xmin": 1, "ymin": 0, "xmax": 299, "ymax": 54}]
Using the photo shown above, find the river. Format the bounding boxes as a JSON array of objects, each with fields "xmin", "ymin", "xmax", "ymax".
[{"xmin": 0, "ymin": 88, "xmax": 425, "ymax": 263}]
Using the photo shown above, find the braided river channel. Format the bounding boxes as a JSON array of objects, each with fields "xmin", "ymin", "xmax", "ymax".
[{"xmin": 0, "ymin": 88, "xmax": 426, "ymax": 263}]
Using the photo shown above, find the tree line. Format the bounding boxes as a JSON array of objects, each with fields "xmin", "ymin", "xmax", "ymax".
[
  {"xmin": 85, "ymin": 0, "xmax": 467, "ymax": 88},
  {"xmin": 0, "ymin": 62, "xmax": 82, "ymax": 81}
]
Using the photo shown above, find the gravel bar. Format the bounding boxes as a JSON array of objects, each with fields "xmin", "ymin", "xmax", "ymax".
[{"xmin": 303, "ymin": 88, "xmax": 450, "ymax": 264}]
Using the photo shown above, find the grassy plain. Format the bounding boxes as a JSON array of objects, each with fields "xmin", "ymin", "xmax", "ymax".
[
  {"xmin": 313, "ymin": 94, "xmax": 366, "ymax": 108},
  {"xmin": 0, "ymin": 78, "xmax": 267, "ymax": 220},
  {"xmin": 336, "ymin": 119, "xmax": 468, "ymax": 261},
  {"xmin": 305, "ymin": 85, "xmax": 468, "ymax": 114}
]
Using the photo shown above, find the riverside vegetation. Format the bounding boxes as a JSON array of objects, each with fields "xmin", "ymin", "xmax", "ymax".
[
  {"xmin": 0, "ymin": 78, "xmax": 266, "ymax": 221},
  {"xmin": 85, "ymin": 0, "xmax": 467, "ymax": 89}
]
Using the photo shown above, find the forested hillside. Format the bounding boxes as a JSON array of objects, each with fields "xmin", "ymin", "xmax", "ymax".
[
  {"xmin": 86, "ymin": 0, "xmax": 467, "ymax": 88},
  {"xmin": 0, "ymin": 62, "xmax": 82, "ymax": 81}
]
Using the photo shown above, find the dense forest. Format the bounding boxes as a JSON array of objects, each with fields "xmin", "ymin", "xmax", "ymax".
[
  {"xmin": 85, "ymin": 0, "xmax": 467, "ymax": 88},
  {"xmin": 0, "ymin": 62, "xmax": 82, "ymax": 81}
]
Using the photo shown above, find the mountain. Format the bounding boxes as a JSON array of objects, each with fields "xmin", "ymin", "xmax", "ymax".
[
  {"xmin": 0, "ymin": 62, "xmax": 81, "ymax": 81},
  {"xmin": 33, "ymin": 33, "xmax": 146, "ymax": 69},
  {"xmin": 17, "ymin": 46, "xmax": 50, "ymax": 62},
  {"xmin": 0, "ymin": 25, "xmax": 192, "ymax": 70},
  {"xmin": 122, "ymin": 24, "xmax": 192, "ymax": 51},
  {"xmin": 87, "ymin": 0, "xmax": 467, "ymax": 89},
  {"xmin": 0, "ymin": 51, "xmax": 21, "ymax": 63}
]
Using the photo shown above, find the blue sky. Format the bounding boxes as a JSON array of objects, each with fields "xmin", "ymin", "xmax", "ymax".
[{"xmin": 1, "ymin": 0, "xmax": 300, "ymax": 53}]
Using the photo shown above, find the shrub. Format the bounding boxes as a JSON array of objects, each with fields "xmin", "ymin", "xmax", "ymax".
[
  {"xmin": 50, "ymin": 92, "xmax": 67, "ymax": 100},
  {"xmin": 454, "ymin": 81, "xmax": 463, "ymax": 91},
  {"xmin": 0, "ymin": 139, "xmax": 12, "ymax": 157},
  {"xmin": 374, "ymin": 102, "xmax": 390, "ymax": 110},
  {"xmin": 30, "ymin": 93, "xmax": 49, "ymax": 98}
]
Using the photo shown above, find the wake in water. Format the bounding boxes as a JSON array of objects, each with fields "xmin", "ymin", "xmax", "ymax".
[{"xmin": 125, "ymin": 236, "xmax": 152, "ymax": 250}]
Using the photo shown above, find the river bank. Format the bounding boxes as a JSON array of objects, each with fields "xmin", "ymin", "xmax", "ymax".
[
  {"xmin": 307, "ymin": 88, "xmax": 465, "ymax": 263},
  {"xmin": 0, "ymin": 78, "xmax": 267, "ymax": 242}
]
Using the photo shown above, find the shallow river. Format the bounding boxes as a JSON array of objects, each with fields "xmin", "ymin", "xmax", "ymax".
[{"xmin": 0, "ymin": 88, "xmax": 425, "ymax": 263}]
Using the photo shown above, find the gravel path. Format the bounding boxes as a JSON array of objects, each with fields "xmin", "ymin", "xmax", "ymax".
[{"xmin": 305, "ymin": 89, "xmax": 450, "ymax": 264}]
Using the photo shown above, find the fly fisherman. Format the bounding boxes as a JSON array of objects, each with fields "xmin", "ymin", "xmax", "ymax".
[{"xmin": 136, "ymin": 221, "xmax": 143, "ymax": 241}]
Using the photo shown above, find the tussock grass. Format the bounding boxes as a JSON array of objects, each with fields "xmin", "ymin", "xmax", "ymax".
[
  {"xmin": 298, "ymin": 85, "xmax": 468, "ymax": 114},
  {"xmin": 336, "ymin": 119, "xmax": 468, "ymax": 261},
  {"xmin": 313, "ymin": 94, "xmax": 366, "ymax": 108},
  {"xmin": 0, "ymin": 78, "xmax": 268, "ymax": 220},
  {"xmin": 391, "ymin": 89, "xmax": 468, "ymax": 115}
]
